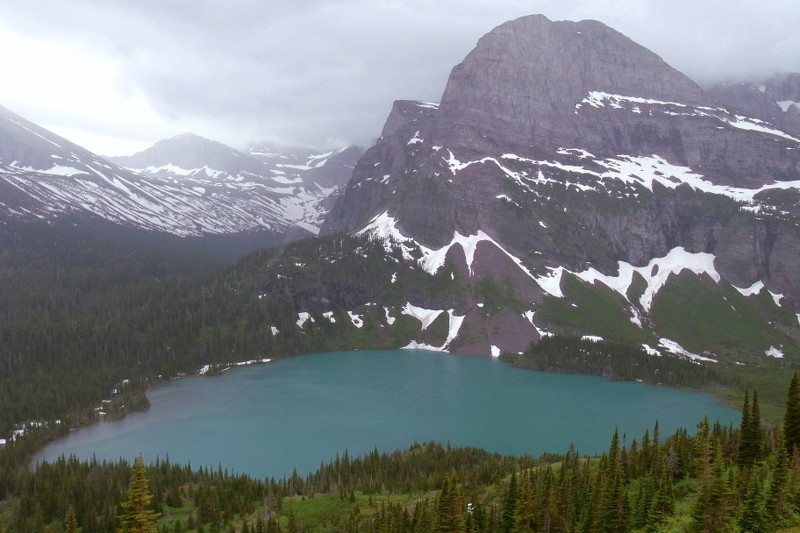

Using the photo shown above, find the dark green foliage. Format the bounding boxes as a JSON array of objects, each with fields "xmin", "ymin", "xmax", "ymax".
[
  {"xmin": 499, "ymin": 472, "xmax": 517, "ymax": 533},
  {"xmin": 785, "ymin": 372, "xmax": 800, "ymax": 453},
  {"xmin": 0, "ymin": 222, "xmax": 468, "ymax": 440},
  {"xmin": 537, "ymin": 274, "xmax": 652, "ymax": 343},
  {"xmin": 739, "ymin": 471, "xmax": 769, "ymax": 533},
  {"xmin": 502, "ymin": 335, "xmax": 722, "ymax": 388},
  {"xmin": 738, "ymin": 390, "xmax": 764, "ymax": 466},
  {"xmin": 650, "ymin": 274, "xmax": 783, "ymax": 357},
  {"xmin": 434, "ymin": 474, "xmax": 464, "ymax": 533},
  {"xmin": 691, "ymin": 420, "xmax": 736, "ymax": 533}
]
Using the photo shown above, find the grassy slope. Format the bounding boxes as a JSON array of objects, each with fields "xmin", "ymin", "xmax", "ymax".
[{"xmin": 536, "ymin": 270, "xmax": 800, "ymax": 423}]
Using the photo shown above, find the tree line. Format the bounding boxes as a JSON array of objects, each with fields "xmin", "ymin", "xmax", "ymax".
[{"xmin": 501, "ymin": 335, "xmax": 723, "ymax": 389}]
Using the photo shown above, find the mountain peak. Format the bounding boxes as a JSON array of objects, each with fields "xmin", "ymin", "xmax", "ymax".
[{"xmin": 431, "ymin": 14, "xmax": 712, "ymax": 153}]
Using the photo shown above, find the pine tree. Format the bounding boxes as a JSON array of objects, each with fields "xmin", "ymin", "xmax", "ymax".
[
  {"xmin": 691, "ymin": 441, "xmax": 735, "ymax": 533},
  {"xmin": 785, "ymin": 372, "xmax": 800, "ymax": 453},
  {"xmin": 738, "ymin": 390, "xmax": 753, "ymax": 466},
  {"xmin": 767, "ymin": 434, "xmax": 790, "ymax": 521},
  {"xmin": 513, "ymin": 470, "xmax": 537, "ymax": 532},
  {"xmin": 66, "ymin": 505, "xmax": 78, "ymax": 533},
  {"xmin": 751, "ymin": 390, "xmax": 763, "ymax": 461},
  {"xmin": 435, "ymin": 473, "xmax": 465, "ymax": 533},
  {"xmin": 286, "ymin": 506, "xmax": 299, "ymax": 533},
  {"xmin": 500, "ymin": 473, "xmax": 518, "ymax": 533},
  {"xmin": 118, "ymin": 456, "xmax": 162, "ymax": 533},
  {"xmin": 739, "ymin": 471, "xmax": 769, "ymax": 533}
]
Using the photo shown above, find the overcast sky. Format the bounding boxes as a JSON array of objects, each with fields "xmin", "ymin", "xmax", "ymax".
[{"xmin": 1, "ymin": 0, "xmax": 798, "ymax": 156}]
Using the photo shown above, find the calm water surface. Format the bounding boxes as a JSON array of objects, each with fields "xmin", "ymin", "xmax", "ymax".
[{"xmin": 36, "ymin": 350, "xmax": 738, "ymax": 479}]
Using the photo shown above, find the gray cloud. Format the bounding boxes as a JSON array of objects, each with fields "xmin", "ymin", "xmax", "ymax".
[{"xmin": 2, "ymin": 0, "xmax": 798, "ymax": 153}]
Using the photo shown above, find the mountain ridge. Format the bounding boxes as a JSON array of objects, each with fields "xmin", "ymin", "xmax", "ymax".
[
  {"xmin": 0, "ymin": 105, "xmax": 362, "ymax": 239},
  {"xmin": 322, "ymin": 14, "xmax": 800, "ymax": 358}
]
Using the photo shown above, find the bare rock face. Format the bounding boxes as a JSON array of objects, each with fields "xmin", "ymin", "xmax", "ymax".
[
  {"xmin": 710, "ymin": 73, "xmax": 800, "ymax": 138},
  {"xmin": 431, "ymin": 15, "xmax": 711, "ymax": 153},
  {"xmin": 324, "ymin": 14, "xmax": 800, "ymax": 310}
]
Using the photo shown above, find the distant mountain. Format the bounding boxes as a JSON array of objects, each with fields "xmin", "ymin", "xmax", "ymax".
[
  {"xmin": 710, "ymin": 72, "xmax": 800, "ymax": 138},
  {"xmin": 318, "ymin": 15, "xmax": 800, "ymax": 359},
  {"xmin": 0, "ymin": 106, "xmax": 362, "ymax": 238}
]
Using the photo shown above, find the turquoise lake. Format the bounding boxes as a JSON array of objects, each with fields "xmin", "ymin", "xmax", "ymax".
[{"xmin": 35, "ymin": 350, "xmax": 738, "ymax": 480}]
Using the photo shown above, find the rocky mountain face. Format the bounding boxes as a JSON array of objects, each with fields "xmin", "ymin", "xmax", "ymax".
[
  {"xmin": 0, "ymin": 105, "xmax": 361, "ymax": 238},
  {"xmin": 710, "ymin": 73, "xmax": 800, "ymax": 138},
  {"xmin": 323, "ymin": 15, "xmax": 800, "ymax": 358}
]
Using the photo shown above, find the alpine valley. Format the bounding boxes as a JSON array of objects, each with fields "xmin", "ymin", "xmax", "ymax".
[
  {"xmin": 3, "ymin": 14, "xmax": 800, "ymax": 423},
  {"xmin": 4, "ymin": 11, "xmax": 800, "ymax": 533}
]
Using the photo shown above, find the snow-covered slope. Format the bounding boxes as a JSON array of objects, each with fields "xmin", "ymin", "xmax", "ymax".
[{"xmin": 0, "ymin": 105, "xmax": 361, "ymax": 237}]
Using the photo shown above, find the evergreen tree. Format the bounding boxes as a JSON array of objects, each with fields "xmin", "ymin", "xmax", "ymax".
[
  {"xmin": 286, "ymin": 506, "xmax": 299, "ymax": 533},
  {"xmin": 118, "ymin": 456, "xmax": 161, "ymax": 533},
  {"xmin": 767, "ymin": 434, "xmax": 790, "ymax": 521},
  {"xmin": 435, "ymin": 474, "xmax": 465, "ymax": 533},
  {"xmin": 691, "ymin": 441, "xmax": 735, "ymax": 533},
  {"xmin": 739, "ymin": 390, "xmax": 764, "ymax": 466},
  {"xmin": 513, "ymin": 470, "xmax": 536, "ymax": 532},
  {"xmin": 751, "ymin": 390, "xmax": 763, "ymax": 460},
  {"xmin": 739, "ymin": 471, "xmax": 769, "ymax": 533},
  {"xmin": 600, "ymin": 429, "xmax": 628, "ymax": 532},
  {"xmin": 738, "ymin": 390, "xmax": 753, "ymax": 466},
  {"xmin": 66, "ymin": 505, "xmax": 78, "ymax": 533},
  {"xmin": 785, "ymin": 372, "xmax": 800, "ymax": 453},
  {"xmin": 500, "ymin": 473, "xmax": 518, "ymax": 533}
]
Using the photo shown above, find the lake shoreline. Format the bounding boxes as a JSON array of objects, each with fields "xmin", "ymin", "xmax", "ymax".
[
  {"xmin": 33, "ymin": 349, "xmax": 740, "ymax": 480},
  {"xmin": 31, "ymin": 348, "xmax": 740, "ymax": 469}
]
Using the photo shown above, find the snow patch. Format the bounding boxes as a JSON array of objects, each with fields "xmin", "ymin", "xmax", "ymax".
[
  {"xmin": 323, "ymin": 311, "xmax": 336, "ymax": 323},
  {"xmin": 402, "ymin": 340, "xmax": 444, "ymax": 352},
  {"xmin": 401, "ymin": 309, "xmax": 465, "ymax": 352},
  {"xmin": 770, "ymin": 291, "xmax": 785, "ymax": 307},
  {"xmin": 347, "ymin": 311, "xmax": 364, "ymax": 328},
  {"xmin": 641, "ymin": 344, "xmax": 661, "ymax": 356},
  {"xmin": 490, "ymin": 345, "xmax": 501, "ymax": 358},
  {"xmin": 523, "ymin": 310, "xmax": 554, "ymax": 338},
  {"xmin": 577, "ymin": 91, "xmax": 800, "ymax": 143},
  {"xmin": 408, "ymin": 131, "xmax": 423, "ymax": 145},
  {"xmin": 296, "ymin": 312, "xmax": 315, "ymax": 328},
  {"xmin": 733, "ymin": 281, "xmax": 764, "ymax": 297},
  {"xmin": 358, "ymin": 211, "xmax": 537, "ymax": 280},
  {"xmin": 539, "ymin": 247, "xmax": 720, "ymax": 313},
  {"xmin": 658, "ymin": 338, "xmax": 717, "ymax": 363},
  {"xmin": 582, "ymin": 335, "xmax": 604, "ymax": 343},
  {"xmin": 402, "ymin": 303, "xmax": 444, "ymax": 330},
  {"xmin": 557, "ymin": 147, "xmax": 596, "ymax": 159},
  {"xmin": 765, "ymin": 346, "xmax": 784, "ymax": 358},
  {"xmin": 384, "ymin": 307, "xmax": 396, "ymax": 325}
]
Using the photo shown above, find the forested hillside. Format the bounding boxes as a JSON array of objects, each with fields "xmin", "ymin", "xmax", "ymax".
[
  {"xmin": 2, "ymin": 218, "xmax": 799, "ymax": 532},
  {"xmin": 0, "ymin": 219, "xmax": 464, "ymax": 439}
]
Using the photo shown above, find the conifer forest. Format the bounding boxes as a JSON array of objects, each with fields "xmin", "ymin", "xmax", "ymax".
[{"xmin": 3, "ymin": 219, "xmax": 800, "ymax": 532}]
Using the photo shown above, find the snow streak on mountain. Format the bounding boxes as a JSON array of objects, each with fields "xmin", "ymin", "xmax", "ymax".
[{"xmin": 0, "ymin": 105, "xmax": 361, "ymax": 237}]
